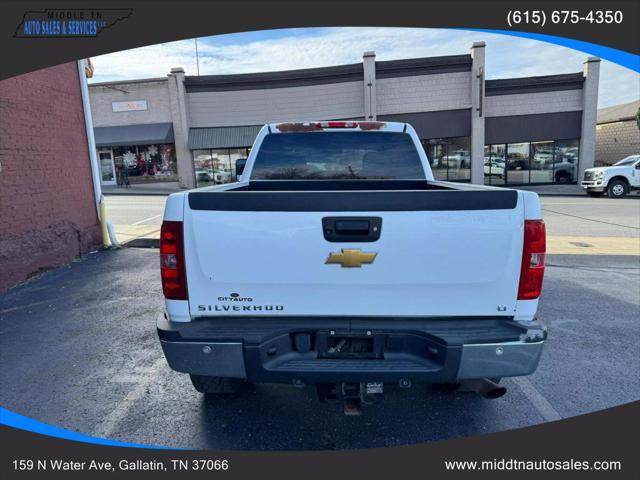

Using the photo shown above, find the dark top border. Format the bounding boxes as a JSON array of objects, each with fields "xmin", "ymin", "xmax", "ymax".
[
  {"xmin": 188, "ymin": 188, "xmax": 518, "ymax": 212},
  {"xmin": 486, "ymin": 73, "xmax": 584, "ymax": 96},
  {"xmin": 185, "ymin": 63, "xmax": 364, "ymax": 92},
  {"xmin": 375, "ymin": 55, "xmax": 472, "ymax": 78},
  {"xmin": 184, "ymin": 54, "xmax": 472, "ymax": 92}
]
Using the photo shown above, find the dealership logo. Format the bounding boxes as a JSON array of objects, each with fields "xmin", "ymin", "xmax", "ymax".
[
  {"xmin": 14, "ymin": 8, "xmax": 133, "ymax": 38},
  {"xmin": 217, "ymin": 293, "xmax": 253, "ymax": 302},
  {"xmin": 198, "ymin": 293, "xmax": 285, "ymax": 311}
]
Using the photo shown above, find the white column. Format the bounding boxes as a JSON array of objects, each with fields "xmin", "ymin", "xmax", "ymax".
[
  {"xmin": 362, "ymin": 51, "xmax": 377, "ymax": 121},
  {"xmin": 167, "ymin": 67, "xmax": 195, "ymax": 189},
  {"xmin": 470, "ymin": 42, "xmax": 486, "ymax": 185},
  {"xmin": 76, "ymin": 59, "xmax": 102, "ymax": 217},
  {"xmin": 579, "ymin": 57, "xmax": 601, "ymax": 180}
]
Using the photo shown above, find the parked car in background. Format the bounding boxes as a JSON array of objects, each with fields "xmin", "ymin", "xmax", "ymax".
[
  {"xmin": 213, "ymin": 170, "xmax": 232, "ymax": 184},
  {"xmin": 195, "ymin": 169, "xmax": 214, "ymax": 183},
  {"xmin": 581, "ymin": 155, "xmax": 640, "ymax": 198},
  {"xmin": 553, "ymin": 157, "xmax": 578, "ymax": 183},
  {"xmin": 484, "ymin": 158, "xmax": 505, "ymax": 178},
  {"xmin": 444, "ymin": 149, "xmax": 470, "ymax": 168},
  {"xmin": 531, "ymin": 148, "xmax": 555, "ymax": 167}
]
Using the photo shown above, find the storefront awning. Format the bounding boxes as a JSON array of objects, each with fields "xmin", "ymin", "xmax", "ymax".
[
  {"xmin": 188, "ymin": 125, "xmax": 262, "ymax": 150},
  {"xmin": 94, "ymin": 122, "xmax": 174, "ymax": 147}
]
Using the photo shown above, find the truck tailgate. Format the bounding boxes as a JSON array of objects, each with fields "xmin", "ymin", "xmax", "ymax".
[{"xmin": 183, "ymin": 189, "xmax": 524, "ymax": 318}]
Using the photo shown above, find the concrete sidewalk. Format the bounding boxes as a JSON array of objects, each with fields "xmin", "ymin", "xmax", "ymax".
[{"xmin": 519, "ymin": 184, "xmax": 584, "ymax": 196}]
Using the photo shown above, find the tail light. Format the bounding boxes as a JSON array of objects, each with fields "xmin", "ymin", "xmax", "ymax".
[
  {"xmin": 160, "ymin": 221, "xmax": 187, "ymax": 300},
  {"xmin": 518, "ymin": 220, "xmax": 546, "ymax": 300}
]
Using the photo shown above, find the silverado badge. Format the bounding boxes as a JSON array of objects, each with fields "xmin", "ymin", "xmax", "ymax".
[{"xmin": 325, "ymin": 249, "xmax": 377, "ymax": 268}]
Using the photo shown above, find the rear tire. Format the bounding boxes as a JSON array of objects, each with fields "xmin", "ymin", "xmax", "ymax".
[
  {"xmin": 607, "ymin": 179, "xmax": 628, "ymax": 198},
  {"xmin": 587, "ymin": 191, "xmax": 605, "ymax": 197},
  {"xmin": 190, "ymin": 375, "xmax": 244, "ymax": 395}
]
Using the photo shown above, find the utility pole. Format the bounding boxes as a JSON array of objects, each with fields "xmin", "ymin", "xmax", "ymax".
[{"xmin": 194, "ymin": 38, "xmax": 201, "ymax": 76}]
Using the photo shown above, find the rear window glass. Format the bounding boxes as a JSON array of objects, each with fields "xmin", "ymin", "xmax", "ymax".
[{"xmin": 251, "ymin": 132, "xmax": 425, "ymax": 180}]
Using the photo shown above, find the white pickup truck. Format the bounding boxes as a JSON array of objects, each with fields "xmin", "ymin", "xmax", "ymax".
[
  {"xmin": 581, "ymin": 155, "xmax": 640, "ymax": 198},
  {"xmin": 157, "ymin": 121, "xmax": 547, "ymax": 413}
]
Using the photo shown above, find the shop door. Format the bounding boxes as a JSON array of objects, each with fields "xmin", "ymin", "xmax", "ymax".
[{"xmin": 97, "ymin": 148, "xmax": 116, "ymax": 185}]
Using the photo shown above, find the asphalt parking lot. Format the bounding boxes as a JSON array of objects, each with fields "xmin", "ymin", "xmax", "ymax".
[{"xmin": 1, "ymin": 195, "xmax": 639, "ymax": 450}]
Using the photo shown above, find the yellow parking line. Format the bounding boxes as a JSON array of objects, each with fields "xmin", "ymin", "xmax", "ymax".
[
  {"xmin": 113, "ymin": 225, "xmax": 161, "ymax": 243},
  {"xmin": 547, "ymin": 236, "xmax": 640, "ymax": 255}
]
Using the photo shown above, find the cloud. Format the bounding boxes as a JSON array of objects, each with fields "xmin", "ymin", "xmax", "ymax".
[{"xmin": 89, "ymin": 27, "xmax": 639, "ymax": 108}]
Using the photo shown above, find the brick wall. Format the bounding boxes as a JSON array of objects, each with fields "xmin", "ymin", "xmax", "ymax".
[
  {"xmin": 595, "ymin": 120, "xmax": 640, "ymax": 166},
  {"xmin": 0, "ymin": 62, "xmax": 102, "ymax": 291}
]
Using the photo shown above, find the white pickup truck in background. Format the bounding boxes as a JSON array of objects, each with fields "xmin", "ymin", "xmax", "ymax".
[
  {"xmin": 581, "ymin": 155, "xmax": 640, "ymax": 198},
  {"xmin": 157, "ymin": 121, "xmax": 547, "ymax": 414}
]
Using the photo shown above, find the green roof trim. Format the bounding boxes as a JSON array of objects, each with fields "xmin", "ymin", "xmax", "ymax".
[{"xmin": 188, "ymin": 125, "xmax": 262, "ymax": 150}]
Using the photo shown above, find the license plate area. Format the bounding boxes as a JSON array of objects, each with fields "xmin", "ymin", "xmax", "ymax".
[{"xmin": 317, "ymin": 332, "xmax": 383, "ymax": 359}]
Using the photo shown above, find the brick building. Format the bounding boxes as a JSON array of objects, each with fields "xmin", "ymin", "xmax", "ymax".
[
  {"xmin": 89, "ymin": 42, "xmax": 600, "ymax": 189},
  {"xmin": 0, "ymin": 62, "xmax": 102, "ymax": 291},
  {"xmin": 595, "ymin": 100, "xmax": 640, "ymax": 166}
]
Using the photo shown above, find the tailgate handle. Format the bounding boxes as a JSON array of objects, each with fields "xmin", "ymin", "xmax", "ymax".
[
  {"xmin": 335, "ymin": 220, "xmax": 369, "ymax": 234},
  {"xmin": 322, "ymin": 217, "xmax": 382, "ymax": 243}
]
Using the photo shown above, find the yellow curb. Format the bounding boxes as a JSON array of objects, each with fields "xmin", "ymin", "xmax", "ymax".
[{"xmin": 547, "ymin": 236, "xmax": 640, "ymax": 255}]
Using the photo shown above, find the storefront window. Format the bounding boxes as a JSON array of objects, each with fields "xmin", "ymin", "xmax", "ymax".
[
  {"xmin": 193, "ymin": 148, "xmax": 250, "ymax": 187},
  {"xmin": 530, "ymin": 141, "xmax": 555, "ymax": 183},
  {"xmin": 110, "ymin": 144, "xmax": 177, "ymax": 185},
  {"xmin": 193, "ymin": 149, "xmax": 214, "ymax": 186},
  {"xmin": 506, "ymin": 142, "xmax": 530, "ymax": 185},
  {"xmin": 554, "ymin": 139, "xmax": 580, "ymax": 183},
  {"xmin": 423, "ymin": 137, "xmax": 470, "ymax": 182},
  {"xmin": 446, "ymin": 137, "xmax": 471, "ymax": 181},
  {"xmin": 485, "ymin": 139, "xmax": 580, "ymax": 185},
  {"xmin": 229, "ymin": 148, "xmax": 248, "ymax": 179},
  {"xmin": 484, "ymin": 144, "xmax": 506, "ymax": 185},
  {"xmin": 424, "ymin": 141, "xmax": 447, "ymax": 181}
]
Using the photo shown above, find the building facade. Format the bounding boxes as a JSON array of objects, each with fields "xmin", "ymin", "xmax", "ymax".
[
  {"xmin": 595, "ymin": 100, "xmax": 640, "ymax": 166},
  {"xmin": 0, "ymin": 62, "xmax": 102, "ymax": 291},
  {"xmin": 88, "ymin": 71, "xmax": 188, "ymax": 187},
  {"xmin": 89, "ymin": 42, "xmax": 600, "ymax": 189}
]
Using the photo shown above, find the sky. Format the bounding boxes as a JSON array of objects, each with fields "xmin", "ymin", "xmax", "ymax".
[{"xmin": 89, "ymin": 27, "xmax": 639, "ymax": 108}]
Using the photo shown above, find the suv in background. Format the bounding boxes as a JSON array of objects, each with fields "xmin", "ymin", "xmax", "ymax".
[{"xmin": 582, "ymin": 155, "xmax": 640, "ymax": 198}]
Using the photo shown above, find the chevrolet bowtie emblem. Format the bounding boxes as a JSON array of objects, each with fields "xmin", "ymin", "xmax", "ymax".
[{"xmin": 325, "ymin": 249, "xmax": 377, "ymax": 268}]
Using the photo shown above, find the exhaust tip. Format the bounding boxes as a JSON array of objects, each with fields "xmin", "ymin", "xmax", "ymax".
[
  {"xmin": 484, "ymin": 385, "xmax": 507, "ymax": 399},
  {"xmin": 457, "ymin": 378, "xmax": 507, "ymax": 400}
]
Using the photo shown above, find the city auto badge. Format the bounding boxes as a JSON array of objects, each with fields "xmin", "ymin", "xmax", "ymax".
[{"xmin": 325, "ymin": 249, "xmax": 377, "ymax": 268}]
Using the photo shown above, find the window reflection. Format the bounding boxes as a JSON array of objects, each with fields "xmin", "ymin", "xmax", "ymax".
[
  {"xmin": 554, "ymin": 139, "xmax": 580, "ymax": 183},
  {"xmin": 484, "ymin": 139, "xmax": 579, "ymax": 185},
  {"xmin": 425, "ymin": 141, "xmax": 447, "ymax": 181},
  {"xmin": 506, "ymin": 143, "xmax": 530, "ymax": 184},
  {"xmin": 484, "ymin": 144, "xmax": 506, "ymax": 185},
  {"xmin": 423, "ymin": 137, "xmax": 471, "ymax": 182},
  {"xmin": 530, "ymin": 141, "xmax": 555, "ymax": 183},
  {"xmin": 193, "ymin": 149, "xmax": 213, "ymax": 186},
  {"xmin": 193, "ymin": 148, "xmax": 251, "ymax": 187}
]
